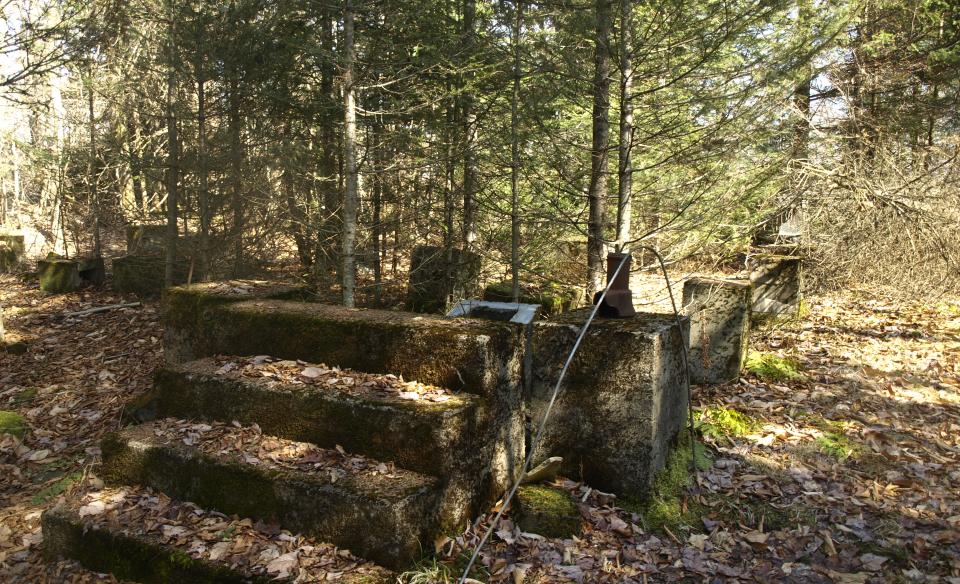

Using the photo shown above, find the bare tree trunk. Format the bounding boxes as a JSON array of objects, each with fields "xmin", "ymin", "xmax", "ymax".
[
  {"xmin": 372, "ymin": 119, "xmax": 383, "ymax": 305},
  {"xmin": 196, "ymin": 41, "xmax": 210, "ymax": 280},
  {"xmin": 164, "ymin": 5, "xmax": 179, "ymax": 288},
  {"xmin": 86, "ymin": 68, "xmax": 102, "ymax": 258},
  {"xmin": 127, "ymin": 105, "xmax": 146, "ymax": 216},
  {"xmin": 615, "ymin": 0, "xmax": 632, "ymax": 249},
  {"xmin": 510, "ymin": 0, "xmax": 523, "ymax": 302},
  {"xmin": 460, "ymin": 0, "xmax": 477, "ymax": 248},
  {"xmin": 341, "ymin": 0, "xmax": 358, "ymax": 308},
  {"xmin": 587, "ymin": 0, "xmax": 612, "ymax": 297},
  {"xmin": 318, "ymin": 4, "xmax": 339, "ymax": 275}
]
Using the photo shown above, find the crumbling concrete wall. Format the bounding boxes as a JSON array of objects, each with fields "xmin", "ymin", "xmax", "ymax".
[
  {"xmin": 528, "ymin": 310, "xmax": 689, "ymax": 498},
  {"xmin": 682, "ymin": 277, "xmax": 751, "ymax": 384},
  {"xmin": 0, "ymin": 234, "xmax": 25, "ymax": 273},
  {"xmin": 112, "ymin": 255, "xmax": 191, "ymax": 297},
  {"xmin": 38, "ymin": 259, "xmax": 81, "ymax": 293}
]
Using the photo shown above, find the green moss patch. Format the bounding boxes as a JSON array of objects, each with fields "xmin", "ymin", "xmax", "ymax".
[
  {"xmin": 744, "ymin": 351, "xmax": 803, "ymax": 381},
  {"xmin": 11, "ymin": 387, "xmax": 38, "ymax": 405},
  {"xmin": 696, "ymin": 406, "xmax": 760, "ymax": 439},
  {"xmin": 0, "ymin": 410, "xmax": 28, "ymax": 439},
  {"xmin": 815, "ymin": 431, "xmax": 863, "ymax": 461},
  {"xmin": 514, "ymin": 485, "xmax": 581, "ymax": 538},
  {"xmin": 623, "ymin": 432, "xmax": 711, "ymax": 533}
]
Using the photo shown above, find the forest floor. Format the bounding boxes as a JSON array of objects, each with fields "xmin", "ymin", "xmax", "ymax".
[{"xmin": 0, "ymin": 276, "xmax": 958, "ymax": 583}]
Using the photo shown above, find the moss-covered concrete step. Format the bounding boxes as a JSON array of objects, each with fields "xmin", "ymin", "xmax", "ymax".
[
  {"xmin": 164, "ymin": 296, "xmax": 523, "ymax": 398},
  {"xmin": 134, "ymin": 357, "xmax": 481, "ymax": 481},
  {"xmin": 100, "ymin": 419, "xmax": 440, "ymax": 569},
  {"xmin": 43, "ymin": 486, "xmax": 393, "ymax": 583}
]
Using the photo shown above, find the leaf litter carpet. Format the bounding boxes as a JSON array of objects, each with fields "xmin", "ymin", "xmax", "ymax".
[{"xmin": 0, "ymin": 277, "xmax": 958, "ymax": 582}]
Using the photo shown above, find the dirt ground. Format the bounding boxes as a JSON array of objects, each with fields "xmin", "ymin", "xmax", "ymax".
[{"xmin": 1, "ymin": 275, "xmax": 958, "ymax": 582}]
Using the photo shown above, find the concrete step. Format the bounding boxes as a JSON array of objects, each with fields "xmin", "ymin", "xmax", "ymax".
[
  {"xmin": 43, "ymin": 486, "xmax": 393, "ymax": 583},
  {"xmin": 134, "ymin": 356, "xmax": 481, "ymax": 480},
  {"xmin": 101, "ymin": 419, "xmax": 439, "ymax": 569}
]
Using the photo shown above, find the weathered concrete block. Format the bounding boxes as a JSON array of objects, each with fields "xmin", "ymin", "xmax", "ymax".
[
  {"xmin": 78, "ymin": 256, "xmax": 106, "ymax": 285},
  {"xmin": 125, "ymin": 224, "xmax": 168, "ymax": 255},
  {"xmin": 0, "ymin": 234, "xmax": 24, "ymax": 273},
  {"xmin": 528, "ymin": 310, "xmax": 689, "ymax": 498},
  {"xmin": 38, "ymin": 259, "xmax": 81, "ymax": 293},
  {"xmin": 162, "ymin": 281, "xmax": 307, "ymax": 363},
  {"xmin": 101, "ymin": 421, "xmax": 438, "ymax": 569},
  {"xmin": 112, "ymin": 255, "xmax": 190, "ymax": 297},
  {"xmin": 407, "ymin": 245, "xmax": 481, "ymax": 313},
  {"xmin": 748, "ymin": 254, "xmax": 802, "ymax": 315},
  {"xmin": 682, "ymin": 277, "xmax": 751, "ymax": 384},
  {"xmin": 483, "ymin": 281, "xmax": 584, "ymax": 315},
  {"xmin": 163, "ymin": 295, "xmax": 526, "ymax": 507},
  {"xmin": 42, "ymin": 498, "xmax": 393, "ymax": 583},
  {"xmin": 135, "ymin": 358, "xmax": 482, "ymax": 529},
  {"xmin": 514, "ymin": 485, "xmax": 582, "ymax": 538}
]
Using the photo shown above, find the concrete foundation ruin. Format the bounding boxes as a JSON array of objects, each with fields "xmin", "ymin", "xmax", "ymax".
[
  {"xmin": 44, "ymin": 278, "xmax": 690, "ymax": 577},
  {"xmin": 682, "ymin": 277, "xmax": 752, "ymax": 384},
  {"xmin": 748, "ymin": 254, "xmax": 802, "ymax": 315},
  {"xmin": 0, "ymin": 234, "xmax": 24, "ymax": 273},
  {"xmin": 38, "ymin": 258, "xmax": 81, "ymax": 293}
]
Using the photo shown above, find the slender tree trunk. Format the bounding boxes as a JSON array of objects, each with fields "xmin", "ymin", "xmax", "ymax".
[
  {"xmin": 510, "ymin": 0, "xmax": 523, "ymax": 302},
  {"xmin": 127, "ymin": 106, "xmax": 145, "ymax": 216},
  {"xmin": 318, "ymin": 5, "xmax": 339, "ymax": 274},
  {"xmin": 228, "ymin": 75, "xmax": 243, "ymax": 276},
  {"xmin": 587, "ymin": 0, "xmax": 612, "ymax": 296},
  {"xmin": 164, "ymin": 6, "xmax": 179, "ymax": 287},
  {"xmin": 460, "ymin": 0, "xmax": 477, "ymax": 248},
  {"xmin": 615, "ymin": 0, "xmax": 633, "ymax": 249},
  {"xmin": 86, "ymin": 68, "xmax": 101, "ymax": 258},
  {"xmin": 341, "ymin": 0, "xmax": 358, "ymax": 307},
  {"xmin": 372, "ymin": 120, "xmax": 383, "ymax": 305},
  {"xmin": 196, "ymin": 57, "xmax": 210, "ymax": 280}
]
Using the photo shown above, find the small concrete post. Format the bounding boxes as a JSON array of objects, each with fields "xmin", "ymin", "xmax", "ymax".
[{"xmin": 682, "ymin": 277, "xmax": 752, "ymax": 385}]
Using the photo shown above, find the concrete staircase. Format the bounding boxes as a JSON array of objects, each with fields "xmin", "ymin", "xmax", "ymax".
[{"xmin": 42, "ymin": 281, "xmax": 526, "ymax": 580}]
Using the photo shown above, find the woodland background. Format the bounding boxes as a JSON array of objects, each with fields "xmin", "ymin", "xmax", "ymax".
[{"xmin": 1, "ymin": 0, "xmax": 959, "ymax": 301}]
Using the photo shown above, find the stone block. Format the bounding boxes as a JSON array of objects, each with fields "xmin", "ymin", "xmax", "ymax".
[
  {"xmin": 528, "ymin": 310, "xmax": 689, "ymax": 498},
  {"xmin": 101, "ymin": 421, "xmax": 439, "ymax": 569},
  {"xmin": 161, "ymin": 281, "xmax": 307, "ymax": 363},
  {"xmin": 136, "ymin": 358, "xmax": 482, "ymax": 529},
  {"xmin": 748, "ymin": 254, "xmax": 802, "ymax": 315},
  {"xmin": 42, "ymin": 498, "xmax": 393, "ymax": 583},
  {"xmin": 407, "ymin": 245, "xmax": 481, "ymax": 313},
  {"xmin": 514, "ymin": 485, "xmax": 582, "ymax": 538},
  {"xmin": 0, "ymin": 234, "xmax": 24, "ymax": 273},
  {"xmin": 112, "ymin": 255, "xmax": 190, "ymax": 297},
  {"xmin": 682, "ymin": 277, "xmax": 751, "ymax": 384},
  {"xmin": 38, "ymin": 259, "xmax": 81, "ymax": 293},
  {"xmin": 78, "ymin": 256, "xmax": 106, "ymax": 285},
  {"xmin": 162, "ymin": 295, "xmax": 526, "ymax": 506},
  {"xmin": 125, "ymin": 224, "xmax": 168, "ymax": 255}
]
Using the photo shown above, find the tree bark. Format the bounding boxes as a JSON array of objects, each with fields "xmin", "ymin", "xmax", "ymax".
[
  {"xmin": 460, "ymin": 0, "xmax": 477, "ymax": 248},
  {"xmin": 341, "ymin": 0, "xmax": 358, "ymax": 308},
  {"xmin": 196, "ymin": 51, "xmax": 210, "ymax": 280},
  {"xmin": 587, "ymin": 0, "xmax": 612, "ymax": 296},
  {"xmin": 164, "ymin": 3, "xmax": 180, "ymax": 288},
  {"xmin": 615, "ymin": 0, "xmax": 633, "ymax": 249},
  {"xmin": 510, "ymin": 0, "xmax": 523, "ymax": 302},
  {"xmin": 86, "ymin": 67, "xmax": 102, "ymax": 258}
]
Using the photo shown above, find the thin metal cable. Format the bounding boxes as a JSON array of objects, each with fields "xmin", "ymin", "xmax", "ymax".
[{"xmin": 457, "ymin": 252, "xmax": 631, "ymax": 583}]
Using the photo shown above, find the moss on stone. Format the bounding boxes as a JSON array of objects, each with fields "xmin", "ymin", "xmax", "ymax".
[
  {"xmin": 483, "ymin": 280, "xmax": 583, "ymax": 315},
  {"xmin": 0, "ymin": 410, "xmax": 28, "ymax": 439},
  {"xmin": 38, "ymin": 259, "xmax": 81, "ymax": 294},
  {"xmin": 514, "ymin": 485, "xmax": 582, "ymax": 538},
  {"xmin": 622, "ymin": 431, "xmax": 711, "ymax": 533}
]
